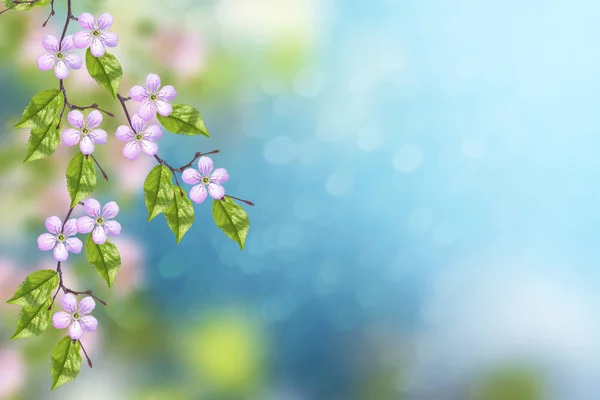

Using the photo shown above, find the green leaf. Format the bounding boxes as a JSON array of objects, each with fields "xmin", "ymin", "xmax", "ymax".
[
  {"xmin": 11, "ymin": 299, "xmax": 52, "ymax": 339},
  {"xmin": 164, "ymin": 188, "xmax": 195, "ymax": 244},
  {"xmin": 15, "ymin": 88, "xmax": 63, "ymax": 129},
  {"xmin": 157, "ymin": 104, "xmax": 209, "ymax": 137},
  {"xmin": 66, "ymin": 153, "xmax": 96, "ymax": 208},
  {"xmin": 2, "ymin": 0, "xmax": 51, "ymax": 11},
  {"xmin": 85, "ymin": 236, "xmax": 121, "ymax": 288},
  {"xmin": 50, "ymin": 336, "xmax": 82, "ymax": 390},
  {"xmin": 85, "ymin": 49, "xmax": 123, "ymax": 98},
  {"xmin": 212, "ymin": 197, "xmax": 250, "ymax": 250},
  {"xmin": 24, "ymin": 115, "xmax": 61, "ymax": 162},
  {"xmin": 7, "ymin": 269, "xmax": 58, "ymax": 307},
  {"xmin": 144, "ymin": 165, "xmax": 174, "ymax": 221}
]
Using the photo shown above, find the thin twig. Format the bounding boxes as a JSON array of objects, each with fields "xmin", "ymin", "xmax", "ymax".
[
  {"xmin": 79, "ymin": 340, "xmax": 93, "ymax": 368},
  {"xmin": 90, "ymin": 154, "xmax": 109, "ymax": 181},
  {"xmin": 42, "ymin": 0, "xmax": 55, "ymax": 27},
  {"xmin": 224, "ymin": 195, "xmax": 254, "ymax": 206}
]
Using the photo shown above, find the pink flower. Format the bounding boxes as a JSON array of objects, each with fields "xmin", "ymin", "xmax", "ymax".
[
  {"xmin": 37, "ymin": 216, "xmax": 82, "ymax": 262},
  {"xmin": 52, "ymin": 294, "xmax": 98, "ymax": 340},
  {"xmin": 61, "ymin": 110, "xmax": 108, "ymax": 155},
  {"xmin": 73, "ymin": 13, "xmax": 118, "ymax": 58},
  {"xmin": 115, "ymin": 113, "xmax": 162, "ymax": 160},
  {"xmin": 76, "ymin": 198, "xmax": 121, "ymax": 245},
  {"xmin": 36, "ymin": 35, "xmax": 82, "ymax": 79},
  {"xmin": 182, "ymin": 156, "xmax": 229, "ymax": 204},
  {"xmin": 129, "ymin": 73, "xmax": 177, "ymax": 121}
]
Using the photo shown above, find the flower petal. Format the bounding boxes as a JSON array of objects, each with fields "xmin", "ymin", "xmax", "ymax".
[
  {"xmin": 80, "ymin": 315, "xmax": 98, "ymax": 332},
  {"xmin": 190, "ymin": 184, "xmax": 207, "ymax": 204},
  {"xmin": 73, "ymin": 31, "xmax": 91, "ymax": 49},
  {"xmin": 115, "ymin": 125, "xmax": 134, "ymax": 141},
  {"xmin": 137, "ymin": 100, "xmax": 156, "ymax": 121},
  {"xmin": 131, "ymin": 113, "xmax": 146, "ymax": 132},
  {"xmin": 89, "ymin": 38, "xmax": 105, "ymax": 57},
  {"xmin": 97, "ymin": 13, "xmax": 113, "ymax": 30},
  {"xmin": 104, "ymin": 220, "xmax": 121, "ymax": 236},
  {"xmin": 207, "ymin": 183, "xmax": 225, "ymax": 199},
  {"xmin": 68, "ymin": 320, "xmax": 84, "ymax": 340},
  {"xmin": 68, "ymin": 110, "xmax": 85, "ymax": 129},
  {"xmin": 65, "ymin": 238, "xmax": 82, "ymax": 254},
  {"xmin": 77, "ymin": 12, "xmax": 95, "ymax": 30},
  {"xmin": 60, "ymin": 35, "xmax": 75, "ymax": 53},
  {"xmin": 197, "ymin": 156, "xmax": 213, "ymax": 176},
  {"xmin": 129, "ymin": 85, "xmax": 148, "ymax": 102},
  {"xmin": 37, "ymin": 53, "xmax": 55, "ymax": 71},
  {"xmin": 79, "ymin": 135, "xmax": 95, "ymax": 155},
  {"xmin": 64, "ymin": 53, "xmax": 82, "ymax": 70},
  {"xmin": 123, "ymin": 141, "xmax": 141, "ymax": 160},
  {"xmin": 78, "ymin": 297, "xmax": 96, "ymax": 315},
  {"xmin": 61, "ymin": 129, "xmax": 80, "ymax": 146},
  {"xmin": 45, "ymin": 216, "xmax": 63, "ymax": 234},
  {"xmin": 37, "ymin": 233, "xmax": 56, "ymax": 251},
  {"xmin": 61, "ymin": 293, "xmax": 78, "ymax": 313},
  {"xmin": 90, "ymin": 129, "xmax": 108, "ymax": 144},
  {"xmin": 42, "ymin": 35, "xmax": 59, "ymax": 53},
  {"xmin": 84, "ymin": 198, "xmax": 101, "ymax": 217},
  {"xmin": 52, "ymin": 311, "xmax": 72, "ymax": 329},
  {"xmin": 54, "ymin": 60, "xmax": 69, "ymax": 79},
  {"xmin": 145, "ymin": 73, "xmax": 161, "ymax": 93},
  {"xmin": 63, "ymin": 218, "xmax": 78, "ymax": 236},
  {"xmin": 100, "ymin": 31, "xmax": 118, "ymax": 48},
  {"xmin": 76, "ymin": 216, "xmax": 95, "ymax": 234},
  {"xmin": 53, "ymin": 243, "xmax": 69, "ymax": 262},
  {"xmin": 182, "ymin": 168, "xmax": 201, "ymax": 185},
  {"xmin": 86, "ymin": 110, "xmax": 103, "ymax": 129},
  {"xmin": 140, "ymin": 140, "xmax": 158, "ymax": 156},
  {"xmin": 102, "ymin": 201, "xmax": 119, "ymax": 219},
  {"xmin": 158, "ymin": 85, "xmax": 177, "ymax": 101},
  {"xmin": 155, "ymin": 100, "xmax": 172, "ymax": 117},
  {"xmin": 92, "ymin": 225, "xmax": 107, "ymax": 245},
  {"xmin": 143, "ymin": 125, "xmax": 162, "ymax": 141},
  {"xmin": 210, "ymin": 168, "xmax": 229, "ymax": 184}
]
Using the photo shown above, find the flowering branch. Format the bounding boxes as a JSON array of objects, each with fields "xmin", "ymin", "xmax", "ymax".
[{"xmin": 5, "ymin": 0, "xmax": 255, "ymax": 390}]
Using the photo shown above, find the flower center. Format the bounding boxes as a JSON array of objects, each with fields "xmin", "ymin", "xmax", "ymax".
[
  {"xmin": 96, "ymin": 217, "xmax": 104, "ymax": 225},
  {"xmin": 202, "ymin": 176, "xmax": 210, "ymax": 184},
  {"xmin": 135, "ymin": 134, "xmax": 143, "ymax": 140},
  {"xmin": 150, "ymin": 94, "xmax": 157, "ymax": 101},
  {"xmin": 92, "ymin": 30, "xmax": 100, "ymax": 37},
  {"xmin": 73, "ymin": 312, "xmax": 80, "ymax": 319},
  {"xmin": 57, "ymin": 234, "xmax": 65, "ymax": 242},
  {"xmin": 82, "ymin": 128, "xmax": 89, "ymax": 134},
  {"xmin": 56, "ymin": 52, "xmax": 64, "ymax": 59}
]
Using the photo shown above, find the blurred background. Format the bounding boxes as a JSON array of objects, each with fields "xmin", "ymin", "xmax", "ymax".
[{"xmin": 1, "ymin": 0, "xmax": 600, "ymax": 399}]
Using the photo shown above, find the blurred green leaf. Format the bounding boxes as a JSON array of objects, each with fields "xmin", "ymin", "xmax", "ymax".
[
  {"xmin": 85, "ymin": 49, "xmax": 123, "ymax": 99},
  {"xmin": 50, "ymin": 336, "xmax": 81, "ymax": 390},
  {"xmin": 2, "ymin": 0, "xmax": 51, "ymax": 11},
  {"xmin": 144, "ymin": 165, "xmax": 174, "ymax": 221},
  {"xmin": 11, "ymin": 299, "xmax": 52, "ymax": 339},
  {"xmin": 157, "ymin": 104, "xmax": 209, "ymax": 137},
  {"xmin": 24, "ymin": 115, "xmax": 61, "ymax": 162},
  {"xmin": 471, "ymin": 366, "xmax": 545, "ymax": 400},
  {"xmin": 66, "ymin": 153, "xmax": 96, "ymax": 208},
  {"xmin": 164, "ymin": 187, "xmax": 195, "ymax": 244},
  {"xmin": 86, "ymin": 235, "xmax": 121, "ymax": 288},
  {"xmin": 7, "ymin": 269, "xmax": 58, "ymax": 307},
  {"xmin": 15, "ymin": 88, "xmax": 63, "ymax": 129},
  {"xmin": 212, "ymin": 197, "xmax": 250, "ymax": 250}
]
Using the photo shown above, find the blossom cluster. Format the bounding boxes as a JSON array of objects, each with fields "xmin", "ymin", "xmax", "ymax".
[
  {"xmin": 35, "ymin": 12, "xmax": 230, "ymax": 203},
  {"xmin": 37, "ymin": 199, "xmax": 121, "ymax": 262}
]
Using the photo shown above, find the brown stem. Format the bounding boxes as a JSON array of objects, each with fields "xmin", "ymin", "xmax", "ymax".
[
  {"xmin": 175, "ymin": 150, "xmax": 220, "ymax": 172},
  {"xmin": 0, "ymin": 0, "xmax": 38, "ymax": 16},
  {"xmin": 79, "ymin": 340, "xmax": 93, "ymax": 368},
  {"xmin": 41, "ymin": 0, "xmax": 55, "ymax": 27},
  {"xmin": 224, "ymin": 195, "xmax": 254, "ymax": 206},
  {"xmin": 90, "ymin": 154, "xmax": 109, "ymax": 181}
]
